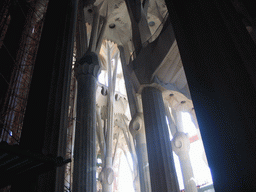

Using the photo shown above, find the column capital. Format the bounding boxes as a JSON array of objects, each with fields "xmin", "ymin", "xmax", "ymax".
[
  {"xmin": 137, "ymin": 76, "xmax": 191, "ymax": 98},
  {"xmin": 75, "ymin": 52, "xmax": 101, "ymax": 78},
  {"xmin": 137, "ymin": 77, "xmax": 165, "ymax": 94}
]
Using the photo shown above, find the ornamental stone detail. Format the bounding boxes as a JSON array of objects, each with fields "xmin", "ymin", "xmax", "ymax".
[
  {"xmin": 99, "ymin": 167, "xmax": 114, "ymax": 185},
  {"xmin": 75, "ymin": 52, "xmax": 101, "ymax": 78},
  {"xmin": 129, "ymin": 112, "xmax": 144, "ymax": 136},
  {"xmin": 172, "ymin": 132, "xmax": 190, "ymax": 157}
]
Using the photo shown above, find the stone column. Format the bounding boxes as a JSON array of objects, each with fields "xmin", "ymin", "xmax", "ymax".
[
  {"xmin": 141, "ymin": 86, "xmax": 180, "ymax": 192},
  {"xmin": 73, "ymin": 52, "xmax": 100, "ymax": 192},
  {"xmin": 129, "ymin": 112, "xmax": 151, "ymax": 192},
  {"xmin": 172, "ymin": 132, "xmax": 197, "ymax": 192},
  {"xmin": 119, "ymin": 45, "xmax": 151, "ymax": 192}
]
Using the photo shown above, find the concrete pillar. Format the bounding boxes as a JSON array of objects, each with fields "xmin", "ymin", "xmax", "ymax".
[
  {"xmin": 73, "ymin": 52, "xmax": 100, "ymax": 192},
  {"xmin": 129, "ymin": 112, "xmax": 151, "ymax": 192},
  {"xmin": 172, "ymin": 132, "xmax": 197, "ymax": 192},
  {"xmin": 141, "ymin": 86, "xmax": 180, "ymax": 192}
]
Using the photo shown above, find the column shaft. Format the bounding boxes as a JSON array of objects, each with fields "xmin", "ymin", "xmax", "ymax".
[
  {"xmin": 135, "ymin": 128, "xmax": 151, "ymax": 192},
  {"xmin": 73, "ymin": 54, "xmax": 100, "ymax": 192},
  {"xmin": 179, "ymin": 153, "xmax": 196, "ymax": 192},
  {"xmin": 142, "ymin": 87, "xmax": 179, "ymax": 192},
  {"xmin": 172, "ymin": 132, "xmax": 197, "ymax": 192}
]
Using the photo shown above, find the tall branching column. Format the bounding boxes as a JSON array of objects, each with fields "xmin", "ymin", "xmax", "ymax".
[
  {"xmin": 129, "ymin": 112, "xmax": 151, "ymax": 192},
  {"xmin": 172, "ymin": 132, "xmax": 197, "ymax": 192},
  {"xmin": 101, "ymin": 44, "xmax": 118, "ymax": 192},
  {"xmin": 172, "ymin": 110, "xmax": 197, "ymax": 192},
  {"xmin": 119, "ymin": 45, "xmax": 152, "ymax": 192},
  {"xmin": 73, "ymin": 52, "xmax": 100, "ymax": 192}
]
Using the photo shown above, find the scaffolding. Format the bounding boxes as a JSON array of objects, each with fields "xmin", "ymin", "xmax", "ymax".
[
  {"xmin": 0, "ymin": 0, "xmax": 49, "ymax": 144},
  {"xmin": 0, "ymin": 0, "xmax": 11, "ymax": 49}
]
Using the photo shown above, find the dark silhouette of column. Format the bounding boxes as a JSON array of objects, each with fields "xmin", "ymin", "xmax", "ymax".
[
  {"xmin": 142, "ymin": 86, "xmax": 180, "ymax": 192},
  {"xmin": 165, "ymin": 0, "xmax": 256, "ymax": 191},
  {"xmin": 73, "ymin": 52, "xmax": 100, "ymax": 192}
]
